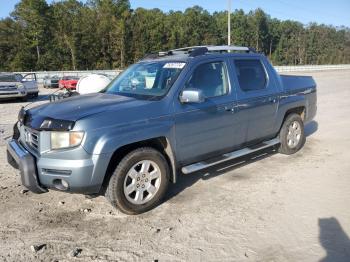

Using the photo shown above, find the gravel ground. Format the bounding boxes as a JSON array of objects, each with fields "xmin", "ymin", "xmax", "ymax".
[{"xmin": 1, "ymin": 71, "xmax": 350, "ymax": 262}]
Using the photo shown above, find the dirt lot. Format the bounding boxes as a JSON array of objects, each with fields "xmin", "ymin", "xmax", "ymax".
[{"xmin": 1, "ymin": 70, "xmax": 350, "ymax": 262}]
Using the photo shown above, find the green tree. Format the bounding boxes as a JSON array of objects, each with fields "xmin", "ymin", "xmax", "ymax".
[
  {"xmin": 51, "ymin": 0, "xmax": 85, "ymax": 70},
  {"xmin": 1, "ymin": 1, "xmax": 350, "ymax": 70},
  {"xmin": 11, "ymin": 0, "xmax": 50, "ymax": 69}
]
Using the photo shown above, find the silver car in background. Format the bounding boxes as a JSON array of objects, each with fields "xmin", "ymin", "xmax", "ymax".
[
  {"xmin": 0, "ymin": 73, "xmax": 39, "ymax": 101},
  {"xmin": 43, "ymin": 75, "xmax": 60, "ymax": 89}
]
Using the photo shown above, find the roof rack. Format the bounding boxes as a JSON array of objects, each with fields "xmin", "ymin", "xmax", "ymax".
[
  {"xmin": 208, "ymin": 45, "xmax": 253, "ymax": 52},
  {"xmin": 171, "ymin": 46, "xmax": 213, "ymax": 53},
  {"xmin": 171, "ymin": 45, "xmax": 255, "ymax": 56},
  {"xmin": 142, "ymin": 51, "xmax": 173, "ymax": 59},
  {"xmin": 141, "ymin": 45, "xmax": 256, "ymax": 60}
]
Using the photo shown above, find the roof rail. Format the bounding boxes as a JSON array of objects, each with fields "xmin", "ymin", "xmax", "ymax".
[
  {"xmin": 142, "ymin": 53, "xmax": 159, "ymax": 59},
  {"xmin": 207, "ymin": 45, "xmax": 251, "ymax": 52},
  {"xmin": 142, "ymin": 50, "xmax": 174, "ymax": 60},
  {"xmin": 141, "ymin": 45, "xmax": 256, "ymax": 60},
  {"xmin": 188, "ymin": 47, "xmax": 209, "ymax": 57},
  {"xmin": 172, "ymin": 46, "xmax": 213, "ymax": 52},
  {"xmin": 171, "ymin": 45, "xmax": 255, "ymax": 56}
]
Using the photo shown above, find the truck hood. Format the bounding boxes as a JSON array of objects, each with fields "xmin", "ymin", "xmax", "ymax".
[{"xmin": 28, "ymin": 93, "xmax": 152, "ymax": 123}]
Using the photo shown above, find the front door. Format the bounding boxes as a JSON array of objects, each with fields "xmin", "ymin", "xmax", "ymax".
[
  {"xmin": 22, "ymin": 73, "xmax": 38, "ymax": 93},
  {"xmin": 174, "ymin": 60, "xmax": 245, "ymax": 165}
]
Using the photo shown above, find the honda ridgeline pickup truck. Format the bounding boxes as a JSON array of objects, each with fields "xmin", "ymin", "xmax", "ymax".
[{"xmin": 7, "ymin": 46, "xmax": 317, "ymax": 214}]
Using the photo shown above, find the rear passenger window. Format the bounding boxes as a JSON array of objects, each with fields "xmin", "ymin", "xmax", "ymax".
[
  {"xmin": 185, "ymin": 62, "xmax": 229, "ymax": 98},
  {"xmin": 234, "ymin": 60, "xmax": 267, "ymax": 91}
]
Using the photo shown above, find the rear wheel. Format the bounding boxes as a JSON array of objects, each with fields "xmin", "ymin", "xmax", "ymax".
[
  {"xmin": 278, "ymin": 113, "xmax": 306, "ymax": 155},
  {"xmin": 106, "ymin": 147, "xmax": 170, "ymax": 215}
]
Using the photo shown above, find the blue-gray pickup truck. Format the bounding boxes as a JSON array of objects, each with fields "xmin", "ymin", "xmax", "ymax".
[{"xmin": 7, "ymin": 46, "xmax": 317, "ymax": 214}]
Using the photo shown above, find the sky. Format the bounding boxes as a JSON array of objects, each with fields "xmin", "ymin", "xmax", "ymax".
[{"xmin": 0, "ymin": 0, "xmax": 349, "ymax": 27}]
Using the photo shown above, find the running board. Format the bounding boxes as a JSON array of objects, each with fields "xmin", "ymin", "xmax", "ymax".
[{"xmin": 181, "ymin": 138, "xmax": 280, "ymax": 174}]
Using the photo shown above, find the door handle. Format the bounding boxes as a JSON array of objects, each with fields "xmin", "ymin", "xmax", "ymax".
[
  {"xmin": 217, "ymin": 106, "xmax": 234, "ymax": 112},
  {"xmin": 269, "ymin": 97, "xmax": 277, "ymax": 103}
]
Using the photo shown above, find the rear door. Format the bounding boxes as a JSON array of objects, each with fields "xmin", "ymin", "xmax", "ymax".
[
  {"xmin": 174, "ymin": 59, "xmax": 245, "ymax": 164},
  {"xmin": 231, "ymin": 57, "xmax": 279, "ymax": 143}
]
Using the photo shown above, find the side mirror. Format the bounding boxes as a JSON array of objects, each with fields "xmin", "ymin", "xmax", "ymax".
[{"xmin": 179, "ymin": 89, "xmax": 205, "ymax": 104}]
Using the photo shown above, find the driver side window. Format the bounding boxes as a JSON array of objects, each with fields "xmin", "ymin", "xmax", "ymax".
[{"xmin": 185, "ymin": 61, "xmax": 229, "ymax": 98}]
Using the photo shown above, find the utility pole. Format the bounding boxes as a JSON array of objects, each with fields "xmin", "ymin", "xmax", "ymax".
[{"xmin": 228, "ymin": 0, "xmax": 231, "ymax": 46}]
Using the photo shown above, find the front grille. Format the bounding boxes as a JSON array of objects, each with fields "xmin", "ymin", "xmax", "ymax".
[
  {"xmin": 0, "ymin": 86, "xmax": 17, "ymax": 91},
  {"xmin": 24, "ymin": 128, "xmax": 40, "ymax": 153}
]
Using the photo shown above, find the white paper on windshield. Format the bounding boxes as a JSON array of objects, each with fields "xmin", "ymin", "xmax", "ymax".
[{"xmin": 163, "ymin": 62, "xmax": 186, "ymax": 69}]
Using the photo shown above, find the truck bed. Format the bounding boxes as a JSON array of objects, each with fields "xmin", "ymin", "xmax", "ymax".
[{"xmin": 280, "ymin": 75, "xmax": 316, "ymax": 92}]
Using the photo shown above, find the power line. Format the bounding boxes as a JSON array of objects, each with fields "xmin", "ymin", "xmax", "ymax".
[{"xmin": 228, "ymin": 0, "xmax": 231, "ymax": 45}]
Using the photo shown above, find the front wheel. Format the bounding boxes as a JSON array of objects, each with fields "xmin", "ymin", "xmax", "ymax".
[
  {"xmin": 21, "ymin": 95, "xmax": 28, "ymax": 102},
  {"xmin": 278, "ymin": 113, "xmax": 306, "ymax": 155},
  {"xmin": 106, "ymin": 147, "xmax": 170, "ymax": 215}
]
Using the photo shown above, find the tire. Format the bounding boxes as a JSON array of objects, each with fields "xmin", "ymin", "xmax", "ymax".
[
  {"xmin": 21, "ymin": 95, "xmax": 28, "ymax": 102},
  {"xmin": 33, "ymin": 92, "xmax": 39, "ymax": 98},
  {"xmin": 278, "ymin": 113, "xmax": 306, "ymax": 155},
  {"xmin": 106, "ymin": 147, "xmax": 170, "ymax": 215}
]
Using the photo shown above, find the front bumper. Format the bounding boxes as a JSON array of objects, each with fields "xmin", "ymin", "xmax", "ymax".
[
  {"xmin": 26, "ymin": 89, "xmax": 39, "ymax": 94},
  {"xmin": 0, "ymin": 90, "xmax": 27, "ymax": 99},
  {"xmin": 7, "ymin": 139, "xmax": 47, "ymax": 193},
  {"xmin": 7, "ymin": 130, "xmax": 110, "ymax": 195}
]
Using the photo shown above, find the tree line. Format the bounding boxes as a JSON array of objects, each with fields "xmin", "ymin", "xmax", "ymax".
[{"xmin": 1, "ymin": 0, "xmax": 349, "ymax": 71}]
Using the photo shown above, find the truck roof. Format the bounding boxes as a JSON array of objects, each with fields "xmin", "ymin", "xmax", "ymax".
[{"xmin": 140, "ymin": 45, "xmax": 262, "ymax": 63}]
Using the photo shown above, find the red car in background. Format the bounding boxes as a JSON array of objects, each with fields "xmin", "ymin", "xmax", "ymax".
[{"xmin": 58, "ymin": 76, "xmax": 80, "ymax": 90}]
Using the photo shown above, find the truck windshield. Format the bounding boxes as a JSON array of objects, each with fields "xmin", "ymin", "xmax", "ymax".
[
  {"xmin": 0, "ymin": 75, "xmax": 17, "ymax": 82},
  {"xmin": 102, "ymin": 61, "xmax": 186, "ymax": 98}
]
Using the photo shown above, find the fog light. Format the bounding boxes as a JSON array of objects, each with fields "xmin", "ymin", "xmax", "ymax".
[
  {"xmin": 61, "ymin": 179, "xmax": 69, "ymax": 188},
  {"xmin": 53, "ymin": 179, "xmax": 69, "ymax": 191}
]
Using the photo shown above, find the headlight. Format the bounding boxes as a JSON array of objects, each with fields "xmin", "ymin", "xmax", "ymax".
[
  {"xmin": 50, "ymin": 131, "xmax": 84, "ymax": 150},
  {"xmin": 16, "ymin": 83, "xmax": 24, "ymax": 89}
]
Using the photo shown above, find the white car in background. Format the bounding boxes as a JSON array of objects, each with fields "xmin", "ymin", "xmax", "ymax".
[
  {"xmin": 76, "ymin": 74, "xmax": 112, "ymax": 94},
  {"xmin": 0, "ymin": 73, "xmax": 39, "ymax": 101}
]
